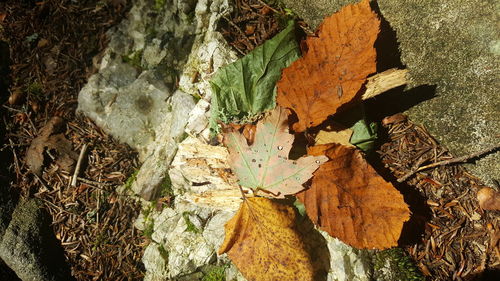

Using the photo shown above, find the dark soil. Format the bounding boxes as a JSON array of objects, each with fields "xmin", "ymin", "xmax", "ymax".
[{"xmin": 1, "ymin": 1, "xmax": 145, "ymax": 280}]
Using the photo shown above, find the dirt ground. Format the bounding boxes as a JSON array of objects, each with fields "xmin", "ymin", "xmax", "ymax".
[{"xmin": 0, "ymin": 0, "xmax": 498, "ymax": 280}]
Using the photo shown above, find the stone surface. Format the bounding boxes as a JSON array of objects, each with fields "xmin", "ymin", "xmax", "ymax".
[
  {"xmin": 138, "ymin": 199, "xmax": 241, "ymax": 281},
  {"xmin": 81, "ymin": 0, "xmax": 242, "ymax": 279},
  {"xmin": 0, "ymin": 199, "xmax": 73, "ymax": 281},
  {"xmin": 0, "ymin": 259, "xmax": 21, "ymax": 281},
  {"xmin": 279, "ymin": 0, "xmax": 499, "ymax": 185},
  {"xmin": 79, "ymin": 0, "xmax": 236, "ymax": 201},
  {"xmin": 322, "ymin": 233, "xmax": 372, "ymax": 281},
  {"xmin": 377, "ymin": 0, "xmax": 499, "ymax": 186},
  {"xmin": 78, "ymin": 0, "xmax": 198, "ymax": 158},
  {"xmin": 131, "ymin": 90, "xmax": 195, "ymax": 200}
]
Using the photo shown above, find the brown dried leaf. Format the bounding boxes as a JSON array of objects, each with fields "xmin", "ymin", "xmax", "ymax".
[
  {"xmin": 26, "ymin": 117, "xmax": 78, "ymax": 175},
  {"xmin": 223, "ymin": 123, "xmax": 257, "ymax": 145},
  {"xmin": 297, "ymin": 143, "xmax": 410, "ymax": 249},
  {"xmin": 277, "ymin": 0, "xmax": 380, "ymax": 132},
  {"xmin": 219, "ymin": 197, "xmax": 314, "ymax": 281}
]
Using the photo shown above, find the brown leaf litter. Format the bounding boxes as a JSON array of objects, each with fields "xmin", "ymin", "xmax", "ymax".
[
  {"xmin": 378, "ymin": 114, "xmax": 499, "ymax": 280},
  {"xmin": 219, "ymin": 0, "xmax": 281, "ymax": 55},
  {"xmin": 26, "ymin": 116, "xmax": 78, "ymax": 175},
  {"xmin": 1, "ymin": 0, "xmax": 145, "ymax": 280}
]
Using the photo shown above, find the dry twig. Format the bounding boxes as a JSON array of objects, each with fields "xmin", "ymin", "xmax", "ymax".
[
  {"xmin": 398, "ymin": 144, "xmax": 500, "ymax": 182},
  {"xmin": 71, "ymin": 143, "xmax": 87, "ymax": 187}
]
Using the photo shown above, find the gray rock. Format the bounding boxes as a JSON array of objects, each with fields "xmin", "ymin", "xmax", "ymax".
[
  {"xmin": 170, "ymin": 90, "xmax": 196, "ymax": 140},
  {"xmin": 132, "ymin": 90, "xmax": 195, "ymax": 200},
  {"xmin": 78, "ymin": 0, "xmax": 235, "ymax": 202},
  {"xmin": 279, "ymin": 0, "xmax": 499, "ymax": 185},
  {"xmin": 323, "ymin": 234, "xmax": 372, "ymax": 281},
  {"xmin": 140, "ymin": 200, "xmax": 219, "ymax": 280},
  {"xmin": 78, "ymin": 65, "xmax": 169, "ymax": 158},
  {"xmin": 0, "ymin": 198, "xmax": 73, "ymax": 281},
  {"xmin": 142, "ymin": 241, "xmax": 169, "ymax": 281},
  {"xmin": 278, "ymin": 0, "xmax": 353, "ymax": 30},
  {"xmin": 78, "ymin": 0, "xmax": 198, "ymax": 159},
  {"xmin": 377, "ymin": 0, "xmax": 499, "ymax": 186}
]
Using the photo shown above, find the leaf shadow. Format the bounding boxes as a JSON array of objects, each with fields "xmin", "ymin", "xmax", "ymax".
[
  {"xmin": 295, "ymin": 214, "xmax": 331, "ymax": 281},
  {"xmin": 370, "ymin": 0, "xmax": 404, "ymax": 72},
  {"xmin": 364, "ymin": 84, "xmax": 437, "ymax": 122},
  {"xmin": 368, "ymin": 0, "xmax": 438, "ymax": 120}
]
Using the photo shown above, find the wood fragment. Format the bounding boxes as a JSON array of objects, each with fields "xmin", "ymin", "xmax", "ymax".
[{"xmin": 362, "ymin": 68, "xmax": 408, "ymax": 100}]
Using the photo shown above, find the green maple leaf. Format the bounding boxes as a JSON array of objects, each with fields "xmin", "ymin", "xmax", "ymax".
[{"xmin": 210, "ymin": 21, "xmax": 301, "ymax": 132}]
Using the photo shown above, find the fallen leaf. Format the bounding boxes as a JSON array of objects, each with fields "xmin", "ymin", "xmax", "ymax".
[
  {"xmin": 349, "ymin": 117, "xmax": 378, "ymax": 152},
  {"xmin": 277, "ymin": 0, "xmax": 380, "ymax": 132},
  {"xmin": 297, "ymin": 143, "xmax": 410, "ymax": 249},
  {"xmin": 477, "ymin": 187, "xmax": 500, "ymax": 211},
  {"xmin": 210, "ymin": 21, "xmax": 300, "ymax": 130},
  {"xmin": 224, "ymin": 106, "xmax": 327, "ymax": 198},
  {"xmin": 242, "ymin": 123, "xmax": 256, "ymax": 145},
  {"xmin": 26, "ymin": 117, "xmax": 78, "ymax": 175},
  {"xmin": 219, "ymin": 197, "xmax": 315, "ymax": 281},
  {"xmin": 314, "ymin": 122, "xmax": 353, "ymax": 146}
]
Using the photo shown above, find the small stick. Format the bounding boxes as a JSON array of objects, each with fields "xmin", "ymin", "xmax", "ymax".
[
  {"xmin": 71, "ymin": 143, "xmax": 88, "ymax": 187},
  {"xmin": 238, "ymin": 185, "xmax": 248, "ymax": 200},
  {"xmin": 223, "ymin": 15, "xmax": 254, "ymax": 51},
  {"xmin": 8, "ymin": 139, "xmax": 21, "ymax": 178},
  {"xmin": 77, "ymin": 177, "xmax": 114, "ymax": 186},
  {"xmin": 398, "ymin": 144, "xmax": 500, "ymax": 182}
]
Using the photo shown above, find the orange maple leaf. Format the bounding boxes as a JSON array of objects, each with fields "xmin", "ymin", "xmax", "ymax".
[
  {"xmin": 277, "ymin": 0, "xmax": 380, "ymax": 132},
  {"xmin": 297, "ymin": 143, "xmax": 410, "ymax": 249}
]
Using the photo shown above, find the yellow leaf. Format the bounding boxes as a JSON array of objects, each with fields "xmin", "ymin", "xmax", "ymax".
[
  {"xmin": 219, "ymin": 197, "xmax": 314, "ymax": 281},
  {"xmin": 315, "ymin": 122, "xmax": 354, "ymax": 146}
]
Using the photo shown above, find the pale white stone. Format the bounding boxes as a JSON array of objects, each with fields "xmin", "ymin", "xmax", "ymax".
[{"xmin": 142, "ymin": 242, "xmax": 169, "ymax": 281}]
